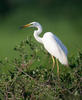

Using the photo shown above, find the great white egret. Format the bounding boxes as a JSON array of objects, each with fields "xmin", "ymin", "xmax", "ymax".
[{"xmin": 21, "ymin": 22, "xmax": 68, "ymax": 77}]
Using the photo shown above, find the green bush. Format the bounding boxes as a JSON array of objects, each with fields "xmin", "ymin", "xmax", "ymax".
[{"xmin": 0, "ymin": 38, "xmax": 82, "ymax": 100}]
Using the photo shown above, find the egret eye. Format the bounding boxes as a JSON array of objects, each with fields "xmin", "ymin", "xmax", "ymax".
[{"xmin": 30, "ymin": 23, "xmax": 33, "ymax": 25}]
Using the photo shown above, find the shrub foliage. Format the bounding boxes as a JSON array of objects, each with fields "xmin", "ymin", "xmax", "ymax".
[{"xmin": 0, "ymin": 38, "xmax": 82, "ymax": 100}]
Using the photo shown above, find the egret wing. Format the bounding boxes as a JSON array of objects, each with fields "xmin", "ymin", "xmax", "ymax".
[
  {"xmin": 53, "ymin": 34, "xmax": 68, "ymax": 56},
  {"xmin": 42, "ymin": 32, "xmax": 68, "ymax": 65}
]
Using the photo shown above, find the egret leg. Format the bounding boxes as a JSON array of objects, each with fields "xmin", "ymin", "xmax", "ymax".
[
  {"xmin": 51, "ymin": 56, "xmax": 55, "ymax": 69},
  {"xmin": 56, "ymin": 59, "xmax": 59, "ymax": 78}
]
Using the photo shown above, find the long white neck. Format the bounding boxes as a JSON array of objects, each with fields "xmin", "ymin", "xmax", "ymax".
[{"xmin": 34, "ymin": 25, "xmax": 43, "ymax": 44}]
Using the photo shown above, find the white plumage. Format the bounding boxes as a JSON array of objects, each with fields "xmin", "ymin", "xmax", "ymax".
[
  {"xmin": 42, "ymin": 32, "xmax": 68, "ymax": 65},
  {"xmin": 22, "ymin": 22, "xmax": 68, "ymax": 66}
]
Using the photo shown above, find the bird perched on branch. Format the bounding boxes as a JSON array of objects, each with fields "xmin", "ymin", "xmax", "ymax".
[{"xmin": 21, "ymin": 22, "xmax": 68, "ymax": 77}]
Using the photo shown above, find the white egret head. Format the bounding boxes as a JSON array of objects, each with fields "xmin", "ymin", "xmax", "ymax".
[
  {"xmin": 21, "ymin": 22, "xmax": 41, "ymax": 28},
  {"xmin": 29, "ymin": 22, "xmax": 41, "ymax": 27}
]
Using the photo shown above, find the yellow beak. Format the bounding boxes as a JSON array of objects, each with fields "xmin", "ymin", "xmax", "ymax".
[{"xmin": 20, "ymin": 24, "xmax": 31, "ymax": 29}]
